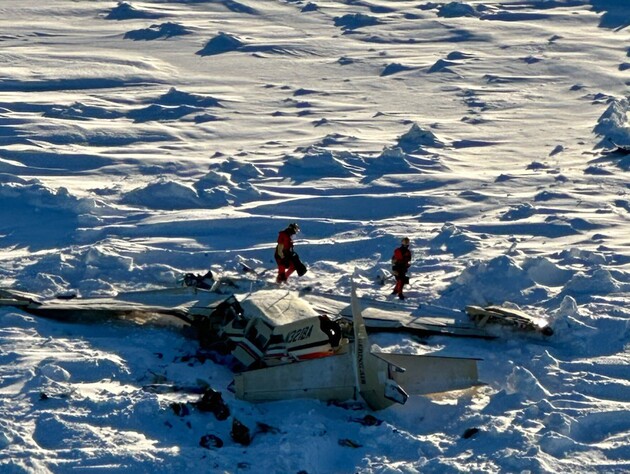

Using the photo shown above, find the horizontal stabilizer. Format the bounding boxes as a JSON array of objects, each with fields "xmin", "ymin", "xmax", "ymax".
[{"xmin": 374, "ymin": 352, "xmax": 480, "ymax": 395}]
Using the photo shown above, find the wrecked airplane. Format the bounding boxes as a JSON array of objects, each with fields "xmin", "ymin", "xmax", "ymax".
[
  {"xmin": 0, "ymin": 276, "xmax": 485, "ymax": 409},
  {"xmin": 233, "ymin": 282, "xmax": 481, "ymax": 410}
]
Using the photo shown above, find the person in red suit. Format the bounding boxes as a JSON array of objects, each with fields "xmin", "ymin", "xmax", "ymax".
[
  {"xmin": 275, "ymin": 223, "xmax": 300, "ymax": 283},
  {"xmin": 391, "ymin": 237, "xmax": 412, "ymax": 299}
]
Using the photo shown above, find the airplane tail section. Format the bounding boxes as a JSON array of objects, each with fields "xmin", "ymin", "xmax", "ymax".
[{"xmin": 351, "ymin": 280, "xmax": 408, "ymax": 410}]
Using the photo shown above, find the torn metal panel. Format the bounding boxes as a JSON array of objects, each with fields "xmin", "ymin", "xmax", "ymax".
[{"xmin": 466, "ymin": 304, "xmax": 553, "ymax": 336}]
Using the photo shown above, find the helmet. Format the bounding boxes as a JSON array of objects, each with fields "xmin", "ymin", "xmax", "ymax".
[{"xmin": 287, "ymin": 223, "xmax": 300, "ymax": 233}]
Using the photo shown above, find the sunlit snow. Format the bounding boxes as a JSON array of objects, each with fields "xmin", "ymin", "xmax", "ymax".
[{"xmin": 1, "ymin": 1, "xmax": 630, "ymax": 473}]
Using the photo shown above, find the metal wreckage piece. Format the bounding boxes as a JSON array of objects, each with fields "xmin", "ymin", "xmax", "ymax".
[
  {"xmin": 0, "ymin": 276, "xmax": 491, "ymax": 409},
  {"xmin": 465, "ymin": 304, "xmax": 554, "ymax": 336}
]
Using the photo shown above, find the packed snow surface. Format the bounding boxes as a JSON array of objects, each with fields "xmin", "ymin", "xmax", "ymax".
[{"xmin": 1, "ymin": 0, "xmax": 629, "ymax": 472}]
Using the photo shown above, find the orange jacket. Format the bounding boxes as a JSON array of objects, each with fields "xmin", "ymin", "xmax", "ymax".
[
  {"xmin": 392, "ymin": 245, "xmax": 411, "ymax": 272},
  {"xmin": 275, "ymin": 230, "xmax": 294, "ymax": 261}
]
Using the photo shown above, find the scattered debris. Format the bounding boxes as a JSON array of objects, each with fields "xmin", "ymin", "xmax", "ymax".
[
  {"xmin": 338, "ymin": 438, "xmax": 363, "ymax": 448},
  {"xmin": 182, "ymin": 270, "xmax": 215, "ymax": 289},
  {"xmin": 231, "ymin": 418, "xmax": 251, "ymax": 446},
  {"xmin": 170, "ymin": 402, "xmax": 190, "ymax": 417},
  {"xmin": 194, "ymin": 388, "xmax": 230, "ymax": 421},
  {"xmin": 166, "ymin": 387, "xmax": 231, "ymax": 420},
  {"xmin": 350, "ymin": 414, "xmax": 383, "ymax": 426}
]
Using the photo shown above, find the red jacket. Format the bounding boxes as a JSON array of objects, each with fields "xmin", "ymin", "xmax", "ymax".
[
  {"xmin": 392, "ymin": 245, "xmax": 411, "ymax": 272},
  {"xmin": 275, "ymin": 230, "xmax": 294, "ymax": 260}
]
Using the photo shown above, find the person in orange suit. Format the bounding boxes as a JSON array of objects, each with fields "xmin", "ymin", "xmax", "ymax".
[
  {"xmin": 275, "ymin": 223, "xmax": 300, "ymax": 283},
  {"xmin": 391, "ymin": 237, "xmax": 412, "ymax": 299}
]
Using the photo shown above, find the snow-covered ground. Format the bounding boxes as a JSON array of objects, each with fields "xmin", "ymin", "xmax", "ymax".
[{"xmin": 1, "ymin": 0, "xmax": 629, "ymax": 472}]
